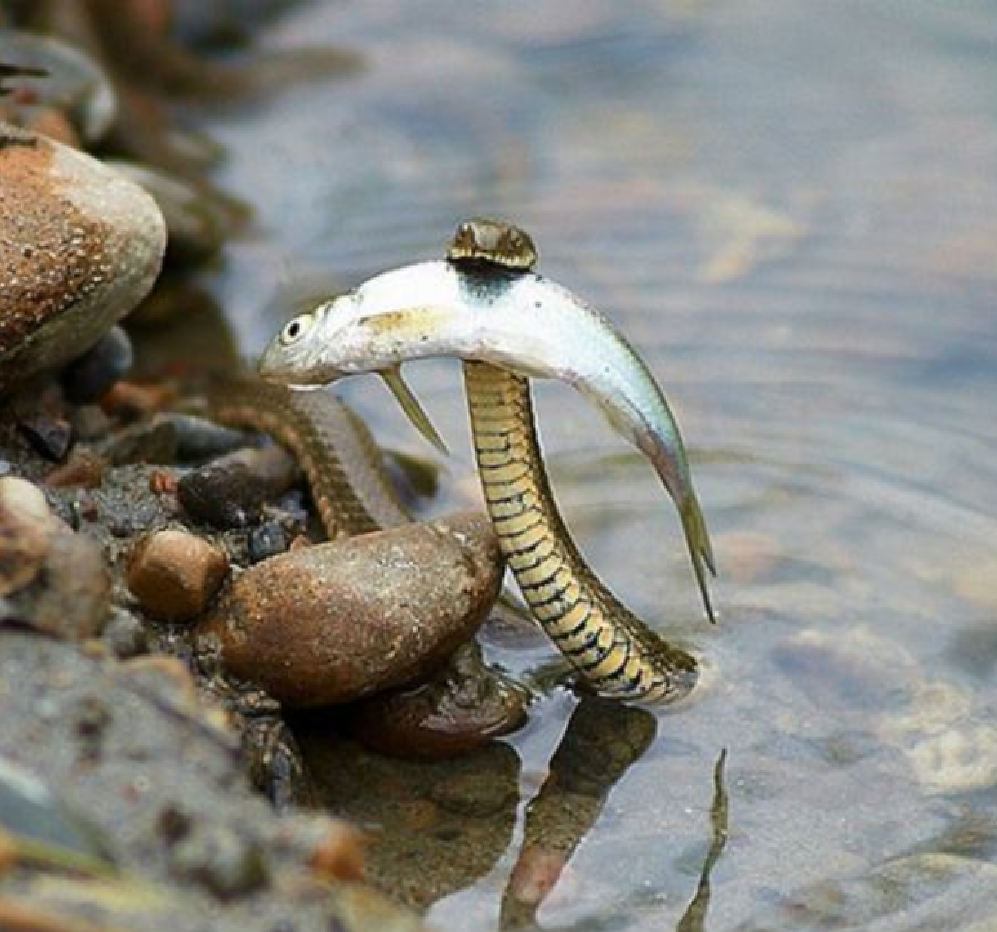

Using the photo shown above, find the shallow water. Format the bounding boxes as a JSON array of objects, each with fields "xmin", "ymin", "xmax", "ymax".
[{"xmin": 203, "ymin": 1, "xmax": 997, "ymax": 928}]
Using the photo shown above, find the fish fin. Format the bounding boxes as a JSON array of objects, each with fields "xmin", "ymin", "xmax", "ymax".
[
  {"xmin": 380, "ymin": 366, "xmax": 449, "ymax": 455},
  {"xmin": 681, "ymin": 494, "xmax": 718, "ymax": 623}
]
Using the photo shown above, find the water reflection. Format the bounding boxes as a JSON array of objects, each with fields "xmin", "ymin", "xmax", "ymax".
[{"xmin": 499, "ymin": 697, "xmax": 659, "ymax": 929}]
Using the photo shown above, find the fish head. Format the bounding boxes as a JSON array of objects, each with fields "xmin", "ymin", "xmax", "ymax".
[{"xmin": 257, "ymin": 292, "xmax": 390, "ymax": 387}]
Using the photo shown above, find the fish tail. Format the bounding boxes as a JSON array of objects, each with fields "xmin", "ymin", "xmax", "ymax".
[{"xmin": 681, "ymin": 493, "xmax": 717, "ymax": 623}]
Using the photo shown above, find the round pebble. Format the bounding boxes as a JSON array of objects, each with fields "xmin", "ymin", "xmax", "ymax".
[
  {"xmin": 0, "ymin": 121, "xmax": 165, "ymax": 394},
  {"xmin": 247, "ymin": 521, "xmax": 288, "ymax": 564},
  {"xmin": 127, "ymin": 528, "xmax": 229, "ymax": 623},
  {"xmin": 198, "ymin": 512, "xmax": 504, "ymax": 707}
]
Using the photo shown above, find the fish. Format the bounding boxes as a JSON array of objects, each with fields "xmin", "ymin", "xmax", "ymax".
[{"xmin": 259, "ymin": 259, "xmax": 717, "ymax": 622}]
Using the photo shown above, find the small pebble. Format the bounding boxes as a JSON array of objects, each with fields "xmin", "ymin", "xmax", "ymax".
[
  {"xmin": 198, "ymin": 512, "xmax": 504, "ymax": 707},
  {"xmin": 127, "ymin": 528, "xmax": 229, "ymax": 623},
  {"xmin": 100, "ymin": 607, "xmax": 149, "ymax": 659},
  {"xmin": 43, "ymin": 449, "xmax": 106, "ymax": 489},
  {"xmin": 178, "ymin": 446, "xmax": 299, "ymax": 529},
  {"xmin": 60, "ymin": 325, "xmax": 134, "ymax": 403},
  {"xmin": 247, "ymin": 521, "xmax": 287, "ymax": 563},
  {"xmin": 0, "ymin": 476, "xmax": 52, "ymax": 596},
  {"xmin": 16, "ymin": 408, "xmax": 73, "ymax": 462},
  {"xmin": 0, "ymin": 474, "xmax": 52, "ymax": 525}
]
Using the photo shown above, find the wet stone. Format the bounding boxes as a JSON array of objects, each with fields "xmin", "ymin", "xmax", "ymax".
[
  {"xmin": 60, "ymin": 325, "xmax": 134, "ymax": 403},
  {"xmin": 198, "ymin": 512, "xmax": 504, "ymax": 707},
  {"xmin": 350, "ymin": 640, "xmax": 529, "ymax": 759},
  {"xmin": 127, "ymin": 528, "xmax": 229, "ymax": 623},
  {"xmin": 248, "ymin": 520, "xmax": 288, "ymax": 563},
  {"xmin": 178, "ymin": 445, "xmax": 299, "ymax": 529},
  {"xmin": 167, "ymin": 413, "xmax": 255, "ymax": 463},
  {"xmin": 102, "ymin": 416, "xmax": 179, "ymax": 465},
  {"xmin": 0, "ymin": 121, "xmax": 166, "ymax": 395}
]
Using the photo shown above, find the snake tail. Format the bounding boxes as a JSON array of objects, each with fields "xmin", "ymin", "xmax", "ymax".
[{"xmin": 463, "ymin": 360, "xmax": 696, "ymax": 702}]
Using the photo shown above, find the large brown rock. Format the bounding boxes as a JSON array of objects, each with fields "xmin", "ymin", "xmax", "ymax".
[
  {"xmin": 198, "ymin": 513, "xmax": 504, "ymax": 707},
  {"xmin": 0, "ymin": 122, "xmax": 166, "ymax": 393}
]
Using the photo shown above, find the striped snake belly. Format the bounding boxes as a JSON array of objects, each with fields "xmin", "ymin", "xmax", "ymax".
[{"xmin": 463, "ymin": 360, "xmax": 696, "ymax": 701}]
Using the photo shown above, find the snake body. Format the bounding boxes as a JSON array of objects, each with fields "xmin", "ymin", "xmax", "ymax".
[
  {"xmin": 196, "ymin": 377, "xmax": 408, "ymax": 537},
  {"xmin": 446, "ymin": 218, "xmax": 697, "ymax": 700},
  {"xmin": 464, "ymin": 359, "xmax": 695, "ymax": 699}
]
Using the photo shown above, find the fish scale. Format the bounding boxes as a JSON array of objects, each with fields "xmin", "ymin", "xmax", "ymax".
[{"xmin": 464, "ymin": 359, "xmax": 696, "ymax": 701}]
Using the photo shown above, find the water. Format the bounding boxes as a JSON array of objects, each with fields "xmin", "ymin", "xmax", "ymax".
[{"xmin": 203, "ymin": 1, "xmax": 997, "ymax": 928}]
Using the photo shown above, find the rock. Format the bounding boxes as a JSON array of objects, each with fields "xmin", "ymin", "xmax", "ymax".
[
  {"xmin": 0, "ymin": 476, "xmax": 51, "ymax": 596},
  {"xmin": 14, "ymin": 405, "xmax": 73, "ymax": 462},
  {"xmin": 0, "ymin": 631, "xmax": 431, "ymax": 929},
  {"xmin": 0, "ymin": 121, "xmax": 166, "ymax": 395},
  {"xmin": 247, "ymin": 521, "xmax": 288, "ymax": 563},
  {"xmin": 0, "ymin": 31, "xmax": 117, "ymax": 144},
  {"xmin": 0, "ymin": 475, "xmax": 110, "ymax": 639},
  {"xmin": 349, "ymin": 640, "xmax": 529, "ymax": 759},
  {"xmin": 60, "ymin": 324, "xmax": 134, "ymax": 403},
  {"xmin": 178, "ymin": 446, "xmax": 299, "ymax": 529},
  {"xmin": 43, "ymin": 449, "xmax": 107, "ymax": 489},
  {"xmin": 107, "ymin": 160, "xmax": 229, "ymax": 265},
  {"xmin": 102, "ymin": 416, "xmax": 179, "ymax": 465},
  {"xmin": 198, "ymin": 512, "xmax": 504, "ymax": 707},
  {"xmin": 127, "ymin": 528, "xmax": 229, "ymax": 622}
]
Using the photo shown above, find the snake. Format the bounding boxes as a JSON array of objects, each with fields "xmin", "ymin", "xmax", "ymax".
[
  {"xmin": 257, "ymin": 218, "xmax": 710, "ymax": 701},
  {"xmin": 450, "ymin": 220, "xmax": 696, "ymax": 700}
]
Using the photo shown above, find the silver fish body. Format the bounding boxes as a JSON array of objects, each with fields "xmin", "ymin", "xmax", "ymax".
[{"xmin": 259, "ymin": 258, "xmax": 716, "ymax": 619}]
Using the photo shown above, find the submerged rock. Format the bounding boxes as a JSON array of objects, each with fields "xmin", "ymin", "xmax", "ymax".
[
  {"xmin": 0, "ymin": 121, "xmax": 165, "ymax": 394},
  {"xmin": 350, "ymin": 640, "xmax": 529, "ymax": 759},
  {"xmin": 198, "ymin": 513, "xmax": 504, "ymax": 707}
]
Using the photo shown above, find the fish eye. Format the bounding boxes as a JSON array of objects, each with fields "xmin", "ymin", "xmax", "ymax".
[{"xmin": 280, "ymin": 313, "xmax": 314, "ymax": 346}]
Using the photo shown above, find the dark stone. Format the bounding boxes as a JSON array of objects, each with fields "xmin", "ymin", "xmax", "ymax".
[
  {"xmin": 17, "ymin": 409, "xmax": 73, "ymax": 461},
  {"xmin": 248, "ymin": 521, "xmax": 287, "ymax": 563},
  {"xmin": 61, "ymin": 325, "xmax": 134, "ymax": 403}
]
